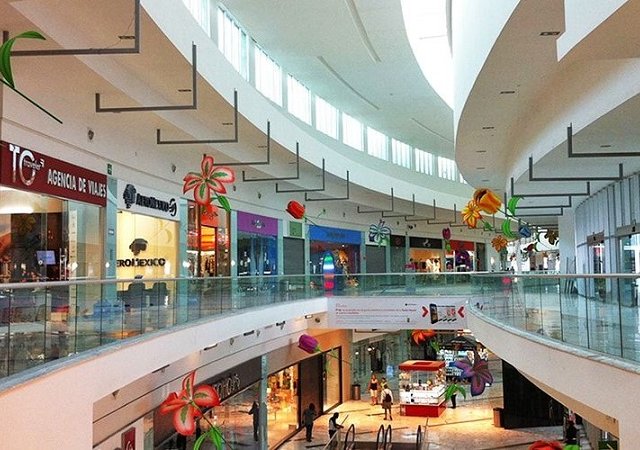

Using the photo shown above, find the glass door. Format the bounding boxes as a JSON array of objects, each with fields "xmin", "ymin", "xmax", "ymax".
[{"xmin": 619, "ymin": 234, "xmax": 640, "ymax": 306}]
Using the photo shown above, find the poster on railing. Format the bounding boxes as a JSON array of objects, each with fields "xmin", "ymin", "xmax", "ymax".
[{"xmin": 327, "ymin": 296, "xmax": 469, "ymax": 330}]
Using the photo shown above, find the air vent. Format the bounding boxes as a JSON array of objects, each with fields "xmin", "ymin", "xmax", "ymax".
[
  {"xmin": 499, "ymin": 90, "xmax": 516, "ymax": 95},
  {"xmin": 482, "ymin": 126, "xmax": 495, "ymax": 130},
  {"xmin": 540, "ymin": 31, "xmax": 560, "ymax": 36}
]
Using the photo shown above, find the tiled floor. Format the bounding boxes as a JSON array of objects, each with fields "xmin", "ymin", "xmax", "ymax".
[{"xmin": 278, "ymin": 389, "xmax": 569, "ymax": 450}]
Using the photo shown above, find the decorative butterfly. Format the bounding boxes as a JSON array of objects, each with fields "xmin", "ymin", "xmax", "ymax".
[{"xmin": 453, "ymin": 350, "xmax": 494, "ymax": 396}]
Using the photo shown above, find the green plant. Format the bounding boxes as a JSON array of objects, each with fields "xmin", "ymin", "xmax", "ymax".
[
  {"xmin": 429, "ymin": 340, "xmax": 440, "ymax": 354},
  {"xmin": 0, "ymin": 31, "xmax": 62, "ymax": 123},
  {"xmin": 444, "ymin": 383, "xmax": 467, "ymax": 401}
]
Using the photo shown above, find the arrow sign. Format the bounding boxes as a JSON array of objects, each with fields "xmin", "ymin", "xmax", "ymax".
[
  {"xmin": 458, "ymin": 306, "xmax": 465, "ymax": 318},
  {"xmin": 421, "ymin": 306, "xmax": 428, "ymax": 317}
]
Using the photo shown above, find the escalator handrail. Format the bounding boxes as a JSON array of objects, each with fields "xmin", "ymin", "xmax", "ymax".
[
  {"xmin": 376, "ymin": 424, "xmax": 385, "ymax": 449},
  {"xmin": 342, "ymin": 423, "xmax": 356, "ymax": 450},
  {"xmin": 384, "ymin": 424, "xmax": 392, "ymax": 450}
]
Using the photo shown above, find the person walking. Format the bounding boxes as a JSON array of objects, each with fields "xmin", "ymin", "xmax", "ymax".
[
  {"xmin": 247, "ymin": 401, "xmax": 260, "ymax": 441},
  {"xmin": 302, "ymin": 403, "xmax": 317, "ymax": 442},
  {"xmin": 380, "ymin": 384, "xmax": 393, "ymax": 420},
  {"xmin": 564, "ymin": 420, "xmax": 578, "ymax": 449},
  {"xmin": 368, "ymin": 374, "xmax": 379, "ymax": 405},
  {"xmin": 328, "ymin": 412, "xmax": 344, "ymax": 449}
]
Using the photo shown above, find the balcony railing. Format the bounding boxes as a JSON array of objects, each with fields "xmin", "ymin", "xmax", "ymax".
[{"xmin": 0, "ymin": 271, "xmax": 639, "ymax": 381}]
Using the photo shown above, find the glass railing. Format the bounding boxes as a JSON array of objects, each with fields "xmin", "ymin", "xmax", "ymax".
[
  {"xmin": 471, "ymin": 272, "xmax": 640, "ymax": 364},
  {"xmin": 1, "ymin": 271, "xmax": 639, "ymax": 381}
]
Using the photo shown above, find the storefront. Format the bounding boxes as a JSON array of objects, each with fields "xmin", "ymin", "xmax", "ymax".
[
  {"xmin": 309, "ymin": 225, "xmax": 361, "ymax": 276},
  {"xmin": 187, "ymin": 201, "xmax": 230, "ymax": 277},
  {"xmin": 446, "ymin": 240, "xmax": 476, "ymax": 272},
  {"xmin": 154, "ymin": 358, "xmax": 263, "ymax": 449},
  {"xmin": 115, "ymin": 181, "xmax": 179, "ymax": 301},
  {"xmin": 0, "ymin": 141, "xmax": 106, "ymax": 283},
  {"xmin": 409, "ymin": 237, "xmax": 443, "ymax": 272},
  {"xmin": 236, "ymin": 211, "xmax": 278, "ymax": 276}
]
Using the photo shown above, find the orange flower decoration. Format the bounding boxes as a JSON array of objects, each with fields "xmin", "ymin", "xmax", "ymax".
[
  {"xmin": 491, "ymin": 236, "xmax": 508, "ymax": 252},
  {"xmin": 411, "ymin": 329, "xmax": 436, "ymax": 345},
  {"xmin": 473, "ymin": 188, "xmax": 502, "ymax": 214},
  {"xmin": 462, "ymin": 200, "xmax": 482, "ymax": 228}
]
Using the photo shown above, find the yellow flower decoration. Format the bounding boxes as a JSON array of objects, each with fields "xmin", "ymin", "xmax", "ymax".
[
  {"xmin": 491, "ymin": 235, "xmax": 508, "ymax": 252},
  {"xmin": 473, "ymin": 188, "xmax": 502, "ymax": 215},
  {"xmin": 462, "ymin": 200, "xmax": 482, "ymax": 228}
]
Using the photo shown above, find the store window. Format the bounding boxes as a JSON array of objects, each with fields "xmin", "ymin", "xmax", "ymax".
[
  {"xmin": 267, "ymin": 365, "xmax": 299, "ymax": 447},
  {"xmin": 187, "ymin": 201, "xmax": 230, "ymax": 277},
  {"xmin": 237, "ymin": 212, "xmax": 278, "ymax": 276},
  {"xmin": 323, "ymin": 348, "xmax": 341, "ymax": 411}
]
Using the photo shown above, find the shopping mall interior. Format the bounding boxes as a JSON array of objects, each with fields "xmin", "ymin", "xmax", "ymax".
[{"xmin": 0, "ymin": 0, "xmax": 639, "ymax": 449}]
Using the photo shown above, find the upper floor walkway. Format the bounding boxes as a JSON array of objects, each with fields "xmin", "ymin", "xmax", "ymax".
[{"xmin": 1, "ymin": 271, "xmax": 640, "ymax": 447}]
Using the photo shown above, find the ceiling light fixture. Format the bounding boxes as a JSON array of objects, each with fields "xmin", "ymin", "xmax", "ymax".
[
  {"xmin": 540, "ymin": 31, "xmax": 561, "ymax": 36},
  {"xmin": 499, "ymin": 90, "xmax": 516, "ymax": 94},
  {"xmin": 177, "ymin": 88, "xmax": 192, "ymax": 93},
  {"xmin": 481, "ymin": 179, "xmax": 490, "ymax": 182},
  {"xmin": 118, "ymin": 35, "xmax": 136, "ymax": 40},
  {"xmin": 476, "ymin": 167, "xmax": 486, "ymax": 170},
  {"xmin": 481, "ymin": 126, "xmax": 495, "ymax": 130},
  {"xmin": 204, "ymin": 344, "xmax": 218, "ymax": 351},
  {"xmin": 476, "ymin": 150, "xmax": 487, "ymax": 153},
  {"xmin": 600, "ymin": 144, "xmax": 612, "ymax": 148}
]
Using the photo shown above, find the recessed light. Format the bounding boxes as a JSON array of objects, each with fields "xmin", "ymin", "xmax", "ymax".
[
  {"xmin": 476, "ymin": 167, "xmax": 486, "ymax": 170},
  {"xmin": 177, "ymin": 88, "xmax": 192, "ymax": 92},
  {"xmin": 482, "ymin": 126, "xmax": 495, "ymax": 130},
  {"xmin": 118, "ymin": 35, "xmax": 136, "ymax": 40},
  {"xmin": 540, "ymin": 31, "xmax": 561, "ymax": 36},
  {"xmin": 257, "ymin": 145, "xmax": 267, "ymax": 148},
  {"xmin": 600, "ymin": 144, "xmax": 612, "ymax": 148},
  {"xmin": 222, "ymin": 122, "xmax": 233, "ymax": 125},
  {"xmin": 481, "ymin": 179, "xmax": 490, "ymax": 182},
  {"xmin": 476, "ymin": 150, "xmax": 487, "ymax": 153},
  {"xmin": 499, "ymin": 90, "xmax": 516, "ymax": 95}
]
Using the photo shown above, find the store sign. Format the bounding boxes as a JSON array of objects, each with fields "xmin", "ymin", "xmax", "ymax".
[
  {"xmin": 409, "ymin": 237, "xmax": 442, "ymax": 249},
  {"xmin": 117, "ymin": 180, "xmax": 179, "ymax": 221},
  {"xmin": 121, "ymin": 427, "xmax": 135, "ymax": 450},
  {"xmin": 116, "ymin": 258, "xmax": 166, "ymax": 267},
  {"xmin": 309, "ymin": 225, "xmax": 362, "ymax": 245},
  {"xmin": 0, "ymin": 141, "xmax": 107, "ymax": 206},
  {"xmin": 237, "ymin": 211, "xmax": 278, "ymax": 236},
  {"xmin": 327, "ymin": 296, "xmax": 469, "ymax": 330}
]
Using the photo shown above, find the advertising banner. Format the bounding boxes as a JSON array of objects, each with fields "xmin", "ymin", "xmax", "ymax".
[
  {"xmin": 0, "ymin": 141, "xmax": 107, "ymax": 206},
  {"xmin": 327, "ymin": 296, "xmax": 469, "ymax": 330}
]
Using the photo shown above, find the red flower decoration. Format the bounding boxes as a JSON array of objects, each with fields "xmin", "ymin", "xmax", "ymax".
[
  {"xmin": 160, "ymin": 371, "xmax": 220, "ymax": 436},
  {"xmin": 298, "ymin": 334, "xmax": 321, "ymax": 354},
  {"xmin": 442, "ymin": 228, "xmax": 451, "ymax": 241},
  {"xmin": 286, "ymin": 200, "xmax": 306, "ymax": 220},
  {"xmin": 183, "ymin": 155, "xmax": 235, "ymax": 211},
  {"xmin": 411, "ymin": 329, "xmax": 436, "ymax": 345},
  {"xmin": 528, "ymin": 441, "xmax": 563, "ymax": 450}
]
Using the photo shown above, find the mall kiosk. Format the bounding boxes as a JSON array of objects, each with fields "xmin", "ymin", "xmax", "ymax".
[{"xmin": 398, "ymin": 360, "xmax": 447, "ymax": 417}]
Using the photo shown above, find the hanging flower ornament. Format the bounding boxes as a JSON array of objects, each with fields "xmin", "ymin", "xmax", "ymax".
[
  {"xmin": 491, "ymin": 235, "xmax": 508, "ymax": 252},
  {"xmin": 160, "ymin": 371, "xmax": 225, "ymax": 450},
  {"xmin": 453, "ymin": 350, "xmax": 494, "ymax": 396},
  {"xmin": 298, "ymin": 334, "xmax": 351, "ymax": 369},
  {"xmin": 286, "ymin": 200, "xmax": 318, "ymax": 225},
  {"xmin": 473, "ymin": 188, "xmax": 502, "ymax": 215},
  {"xmin": 369, "ymin": 219, "xmax": 392, "ymax": 246},
  {"xmin": 0, "ymin": 31, "xmax": 62, "ymax": 123},
  {"xmin": 461, "ymin": 200, "xmax": 483, "ymax": 229},
  {"xmin": 183, "ymin": 154, "xmax": 235, "ymax": 213},
  {"xmin": 544, "ymin": 229, "xmax": 559, "ymax": 245},
  {"xmin": 442, "ymin": 227, "xmax": 452, "ymax": 252},
  {"xmin": 411, "ymin": 329, "xmax": 436, "ymax": 345}
]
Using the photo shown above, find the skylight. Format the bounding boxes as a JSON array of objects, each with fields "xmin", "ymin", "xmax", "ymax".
[{"xmin": 401, "ymin": 0, "xmax": 453, "ymax": 108}]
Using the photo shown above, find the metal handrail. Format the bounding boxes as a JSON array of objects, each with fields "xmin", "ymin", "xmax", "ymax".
[
  {"xmin": 342, "ymin": 423, "xmax": 355, "ymax": 450},
  {"xmin": 384, "ymin": 424, "xmax": 392, "ymax": 450},
  {"xmin": 376, "ymin": 424, "xmax": 385, "ymax": 449}
]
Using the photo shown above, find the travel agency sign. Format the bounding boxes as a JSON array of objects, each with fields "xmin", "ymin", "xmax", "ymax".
[{"xmin": 0, "ymin": 141, "xmax": 107, "ymax": 206}]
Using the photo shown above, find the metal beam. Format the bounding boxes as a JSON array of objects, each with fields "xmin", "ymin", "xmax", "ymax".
[
  {"xmin": 382, "ymin": 194, "xmax": 416, "ymax": 218},
  {"xmin": 567, "ymin": 123, "xmax": 640, "ymax": 158},
  {"xmin": 305, "ymin": 171, "xmax": 350, "ymax": 201},
  {"xmin": 357, "ymin": 188, "xmax": 394, "ymax": 214},
  {"xmin": 427, "ymin": 204, "xmax": 458, "ymax": 225},
  {"xmin": 511, "ymin": 177, "xmax": 591, "ymax": 198},
  {"xmin": 156, "ymin": 90, "xmax": 238, "ymax": 144},
  {"xmin": 242, "ymin": 142, "xmax": 299, "ymax": 182},
  {"xmin": 405, "ymin": 200, "xmax": 437, "ymax": 222},
  {"xmin": 96, "ymin": 43, "xmax": 197, "ymax": 113},
  {"xmin": 275, "ymin": 159, "xmax": 326, "ymax": 193},
  {"xmin": 215, "ymin": 121, "xmax": 271, "ymax": 167},
  {"xmin": 529, "ymin": 156, "xmax": 623, "ymax": 182},
  {"xmin": 7, "ymin": 0, "xmax": 140, "ymax": 56}
]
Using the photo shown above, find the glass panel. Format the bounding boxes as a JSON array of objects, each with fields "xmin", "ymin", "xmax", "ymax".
[
  {"xmin": 267, "ymin": 365, "xmax": 299, "ymax": 447},
  {"xmin": 287, "ymin": 75, "xmax": 311, "ymax": 124},
  {"xmin": 254, "ymin": 47, "xmax": 283, "ymax": 106},
  {"xmin": 391, "ymin": 139, "xmax": 411, "ymax": 168},
  {"xmin": 366, "ymin": 127, "xmax": 387, "ymax": 160},
  {"xmin": 323, "ymin": 348, "xmax": 341, "ymax": 410},
  {"xmin": 315, "ymin": 96, "xmax": 338, "ymax": 138}
]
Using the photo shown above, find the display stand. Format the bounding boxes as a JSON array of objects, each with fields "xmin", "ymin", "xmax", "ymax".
[{"xmin": 398, "ymin": 360, "xmax": 446, "ymax": 417}]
